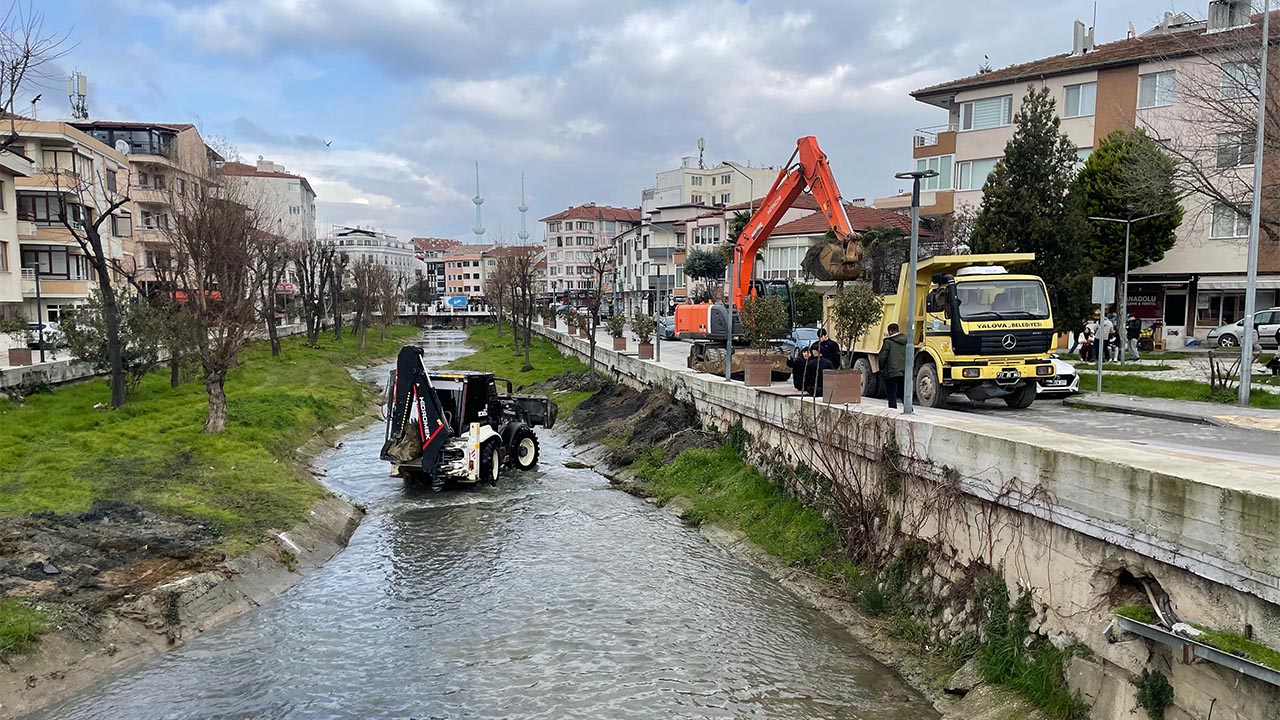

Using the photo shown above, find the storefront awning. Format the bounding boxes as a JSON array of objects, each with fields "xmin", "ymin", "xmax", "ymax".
[{"xmin": 1197, "ymin": 276, "xmax": 1280, "ymax": 290}]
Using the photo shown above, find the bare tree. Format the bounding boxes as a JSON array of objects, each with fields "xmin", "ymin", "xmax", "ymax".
[
  {"xmin": 1144, "ymin": 14, "xmax": 1280, "ymax": 242},
  {"xmin": 508, "ymin": 250, "xmax": 541, "ymax": 372},
  {"xmin": 289, "ymin": 240, "xmax": 334, "ymax": 345},
  {"xmin": 376, "ymin": 268, "xmax": 401, "ymax": 342},
  {"xmin": 584, "ymin": 246, "xmax": 613, "ymax": 374},
  {"xmin": 348, "ymin": 256, "xmax": 386, "ymax": 350},
  {"xmin": 0, "ymin": 2, "xmax": 73, "ymax": 138},
  {"xmin": 255, "ymin": 231, "xmax": 290, "ymax": 357},
  {"xmin": 163, "ymin": 173, "xmax": 272, "ymax": 433},
  {"xmin": 332, "ymin": 251, "xmax": 349, "ymax": 341}
]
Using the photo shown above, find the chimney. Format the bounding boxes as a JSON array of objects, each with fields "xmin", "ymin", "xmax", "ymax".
[{"xmin": 1070, "ymin": 20, "xmax": 1096, "ymax": 55}]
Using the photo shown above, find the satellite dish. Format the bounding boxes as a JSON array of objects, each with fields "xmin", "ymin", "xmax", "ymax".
[{"xmin": 115, "ymin": 139, "xmax": 129, "ymax": 155}]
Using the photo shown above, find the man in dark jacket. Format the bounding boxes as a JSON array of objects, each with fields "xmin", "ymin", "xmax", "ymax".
[
  {"xmin": 878, "ymin": 323, "xmax": 907, "ymax": 409},
  {"xmin": 816, "ymin": 328, "xmax": 841, "ymax": 369},
  {"xmin": 786, "ymin": 346, "xmax": 810, "ymax": 391},
  {"xmin": 802, "ymin": 341, "xmax": 834, "ymax": 397}
]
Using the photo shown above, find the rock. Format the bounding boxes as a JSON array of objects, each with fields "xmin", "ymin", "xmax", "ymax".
[
  {"xmin": 945, "ymin": 658, "xmax": 982, "ymax": 696},
  {"xmin": 41, "ymin": 563, "xmax": 60, "ymax": 575},
  {"xmin": 562, "ymin": 460, "xmax": 592, "ymax": 469}
]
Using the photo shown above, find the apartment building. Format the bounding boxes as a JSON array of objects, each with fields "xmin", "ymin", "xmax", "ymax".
[
  {"xmin": 412, "ymin": 237, "xmax": 460, "ymax": 299},
  {"xmin": 540, "ymin": 203, "xmax": 640, "ymax": 296},
  {"xmin": 641, "ymin": 158, "xmax": 776, "ymax": 214},
  {"xmin": 441, "ymin": 244, "xmax": 489, "ymax": 298},
  {"xmin": 70, "ymin": 122, "xmax": 218, "ymax": 292},
  {"xmin": 219, "ymin": 158, "xmax": 317, "ymax": 244},
  {"xmin": 614, "ymin": 203, "xmax": 707, "ymax": 315},
  {"xmin": 11, "ymin": 120, "xmax": 132, "ymax": 323},
  {"xmin": 0, "ymin": 148, "xmax": 35, "ymax": 326},
  {"xmin": 481, "ymin": 244, "xmax": 543, "ymax": 298},
  {"xmin": 321, "ymin": 225, "xmax": 424, "ymax": 291},
  {"xmin": 901, "ymin": 1, "xmax": 1278, "ymax": 346}
]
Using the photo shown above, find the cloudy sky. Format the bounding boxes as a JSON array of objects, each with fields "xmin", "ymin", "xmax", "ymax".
[{"xmin": 45, "ymin": 0, "xmax": 1196, "ymax": 241}]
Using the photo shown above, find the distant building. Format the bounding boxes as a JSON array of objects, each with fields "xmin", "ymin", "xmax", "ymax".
[
  {"xmin": 412, "ymin": 237, "xmax": 460, "ymax": 299},
  {"xmin": 481, "ymin": 244, "xmax": 543, "ymax": 298},
  {"xmin": 219, "ymin": 158, "xmax": 317, "ymax": 245},
  {"xmin": 641, "ymin": 158, "xmax": 777, "ymax": 214},
  {"xmin": 0, "ymin": 148, "xmax": 35, "ymax": 337},
  {"xmin": 441, "ymin": 244, "xmax": 490, "ymax": 298},
  {"xmin": 322, "ymin": 226, "xmax": 424, "ymax": 291},
  {"xmin": 539, "ymin": 203, "xmax": 640, "ymax": 296}
]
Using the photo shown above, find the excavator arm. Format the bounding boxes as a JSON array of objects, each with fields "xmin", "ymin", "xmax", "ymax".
[{"xmin": 730, "ymin": 136, "xmax": 859, "ymax": 308}]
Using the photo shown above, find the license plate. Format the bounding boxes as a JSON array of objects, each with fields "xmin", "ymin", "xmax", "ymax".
[
  {"xmin": 1043, "ymin": 378, "xmax": 1068, "ymax": 387},
  {"xmin": 996, "ymin": 370, "xmax": 1022, "ymax": 381}
]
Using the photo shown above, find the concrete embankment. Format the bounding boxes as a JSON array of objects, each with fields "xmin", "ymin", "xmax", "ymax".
[{"xmin": 538, "ymin": 323, "xmax": 1280, "ymax": 720}]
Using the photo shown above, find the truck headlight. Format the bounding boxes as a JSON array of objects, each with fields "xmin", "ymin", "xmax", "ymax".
[
  {"xmin": 1036, "ymin": 365, "xmax": 1053, "ymax": 376},
  {"xmin": 962, "ymin": 368, "xmax": 980, "ymax": 378}
]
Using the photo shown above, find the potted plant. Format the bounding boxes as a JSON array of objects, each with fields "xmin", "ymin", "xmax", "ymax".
[
  {"xmin": 606, "ymin": 313, "xmax": 627, "ymax": 351},
  {"xmin": 739, "ymin": 294, "xmax": 787, "ymax": 387},
  {"xmin": 0, "ymin": 315, "xmax": 31, "ymax": 366},
  {"xmin": 630, "ymin": 311, "xmax": 656, "ymax": 359},
  {"xmin": 825, "ymin": 282, "xmax": 884, "ymax": 404}
]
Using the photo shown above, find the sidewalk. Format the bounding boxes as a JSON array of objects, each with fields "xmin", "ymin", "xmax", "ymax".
[{"xmin": 1064, "ymin": 392, "xmax": 1280, "ymax": 432}]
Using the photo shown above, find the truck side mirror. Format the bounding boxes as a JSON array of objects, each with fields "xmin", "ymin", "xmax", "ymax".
[{"xmin": 926, "ymin": 289, "xmax": 944, "ymax": 313}]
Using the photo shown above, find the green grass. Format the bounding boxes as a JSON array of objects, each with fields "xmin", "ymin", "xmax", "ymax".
[
  {"xmin": 1114, "ymin": 603, "xmax": 1160, "ymax": 624},
  {"xmin": 631, "ymin": 444, "xmax": 835, "ymax": 567},
  {"xmin": 0, "ymin": 599, "xmax": 48, "ymax": 660},
  {"xmin": 1077, "ymin": 372, "xmax": 1280, "ymax": 409},
  {"xmin": 1196, "ymin": 628, "xmax": 1280, "ymax": 673},
  {"xmin": 447, "ymin": 324, "xmax": 593, "ymax": 415},
  {"xmin": 0, "ymin": 326, "xmax": 419, "ymax": 554},
  {"xmin": 1071, "ymin": 362, "xmax": 1173, "ymax": 372},
  {"xmin": 1145, "ymin": 351, "xmax": 1194, "ymax": 360}
]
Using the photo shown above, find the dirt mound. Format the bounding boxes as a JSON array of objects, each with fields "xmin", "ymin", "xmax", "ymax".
[
  {"xmin": 0, "ymin": 501, "xmax": 217, "ymax": 627},
  {"xmin": 567, "ymin": 382, "xmax": 714, "ymax": 468}
]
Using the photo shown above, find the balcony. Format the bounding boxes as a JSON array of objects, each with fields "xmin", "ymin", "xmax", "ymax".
[
  {"xmin": 913, "ymin": 123, "xmax": 958, "ymax": 148},
  {"xmin": 22, "ymin": 269, "xmax": 91, "ymax": 298},
  {"xmin": 647, "ymin": 247, "xmax": 674, "ymax": 260}
]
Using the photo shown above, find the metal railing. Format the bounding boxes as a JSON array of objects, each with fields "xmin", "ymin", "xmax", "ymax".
[{"xmin": 913, "ymin": 122, "xmax": 959, "ymax": 148}]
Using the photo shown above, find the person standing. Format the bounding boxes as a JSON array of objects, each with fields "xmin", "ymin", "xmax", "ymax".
[
  {"xmin": 816, "ymin": 328, "xmax": 842, "ymax": 369},
  {"xmin": 1125, "ymin": 315, "xmax": 1143, "ymax": 361},
  {"xmin": 878, "ymin": 323, "xmax": 907, "ymax": 409}
]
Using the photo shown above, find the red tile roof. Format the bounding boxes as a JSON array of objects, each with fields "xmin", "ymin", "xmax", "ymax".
[
  {"xmin": 412, "ymin": 237, "xmax": 461, "ymax": 251},
  {"xmin": 722, "ymin": 193, "xmax": 821, "ymax": 213},
  {"xmin": 539, "ymin": 203, "xmax": 640, "ymax": 223},
  {"xmin": 914, "ymin": 11, "xmax": 1280, "ymax": 99},
  {"xmin": 73, "ymin": 120, "xmax": 197, "ymax": 131},
  {"xmin": 772, "ymin": 205, "xmax": 922, "ymax": 237},
  {"xmin": 482, "ymin": 245, "xmax": 541, "ymax": 258}
]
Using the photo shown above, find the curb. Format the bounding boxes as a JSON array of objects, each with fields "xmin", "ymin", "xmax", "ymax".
[{"xmin": 1061, "ymin": 396, "xmax": 1225, "ymax": 427}]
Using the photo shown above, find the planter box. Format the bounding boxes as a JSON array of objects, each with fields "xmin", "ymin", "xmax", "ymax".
[
  {"xmin": 7, "ymin": 347, "xmax": 32, "ymax": 366},
  {"xmin": 638, "ymin": 342, "xmax": 654, "ymax": 360},
  {"xmin": 612, "ymin": 337, "xmax": 627, "ymax": 351},
  {"xmin": 823, "ymin": 369, "xmax": 863, "ymax": 404},
  {"xmin": 744, "ymin": 360, "xmax": 773, "ymax": 387}
]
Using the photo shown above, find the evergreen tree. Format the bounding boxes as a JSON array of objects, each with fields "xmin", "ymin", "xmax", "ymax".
[
  {"xmin": 972, "ymin": 85, "xmax": 1088, "ymax": 331},
  {"xmin": 1069, "ymin": 128, "xmax": 1183, "ymax": 282}
]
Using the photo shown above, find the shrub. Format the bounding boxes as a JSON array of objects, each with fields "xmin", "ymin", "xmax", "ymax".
[{"xmin": 630, "ymin": 312, "xmax": 656, "ymax": 344}]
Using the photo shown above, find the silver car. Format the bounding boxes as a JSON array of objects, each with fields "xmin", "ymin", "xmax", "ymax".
[
  {"xmin": 1036, "ymin": 356, "xmax": 1079, "ymax": 396},
  {"xmin": 1206, "ymin": 308, "xmax": 1280, "ymax": 348}
]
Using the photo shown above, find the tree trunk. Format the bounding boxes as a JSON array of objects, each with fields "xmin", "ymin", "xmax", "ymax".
[
  {"xmin": 588, "ymin": 317, "xmax": 597, "ymax": 374},
  {"xmin": 264, "ymin": 295, "xmax": 281, "ymax": 357},
  {"xmin": 203, "ymin": 366, "xmax": 228, "ymax": 433},
  {"xmin": 359, "ymin": 325, "xmax": 368, "ymax": 350},
  {"xmin": 170, "ymin": 355, "xmax": 181, "ymax": 388},
  {"xmin": 333, "ymin": 285, "xmax": 343, "ymax": 341},
  {"xmin": 380, "ymin": 323, "xmax": 387, "ymax": 341},
  {"xmin": 522, "ymin": 312, "xmax": 533, "ymax": 371},
  {"xmin": 96, "ymin": 262, "xmax": 128, "ymax": 408}
]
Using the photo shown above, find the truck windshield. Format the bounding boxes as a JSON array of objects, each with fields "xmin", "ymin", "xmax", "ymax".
[{"xmin": 955, "ymin": 279, "xmax": 1050, "ymax": 320}]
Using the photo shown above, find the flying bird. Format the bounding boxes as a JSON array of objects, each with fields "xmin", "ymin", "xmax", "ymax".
[{"xmin": 324, "ymin": 139, "xmax": 333, "ymax": 147}]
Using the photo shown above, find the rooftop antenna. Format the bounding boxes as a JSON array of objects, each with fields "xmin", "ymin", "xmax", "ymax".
[
  {"xmin": 472, "ymin": 161, "xmax": 485, "ymax": 242},
  {"xmin": 517, "ymin": 172, "xmax": 530, "ymax": 245},
  {"xmin": 697, "ymin": 137, "xmax": 705, "ymax": 169},
  {"xmin": 29, "ymin": 94, "xmax": 40, "ymax": 120},
  {"xmin": 67, "ymin": 72, "xmax": 88, "ymax": 120}
]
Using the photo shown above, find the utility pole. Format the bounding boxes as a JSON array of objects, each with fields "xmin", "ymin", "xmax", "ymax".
[
  {"xmin": 1241, "ymin": 1, "xmax": 1270, "ymax": 406},
  {"xmin": 894, "ymin": 169, "xmax": 938, "ymax": 413}
]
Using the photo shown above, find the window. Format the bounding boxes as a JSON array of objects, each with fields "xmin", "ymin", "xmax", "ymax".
[
  {"xmin": 720, "ymin": 193, "xmax": 730, "ymax": 204},
  {"xmin": 111, "ymin": 213, "xmax": 132, "ymax": 237},
  {"xmin": 1217, "ymin": 133, "xmax": 1255, "ymax": 168},
  {"xmin": 1221, "ymin": 62, "xmax": 1259, "ymax": 99},
  {"xmin": 710, "ymin": 176, "xmax": 716, "ymax": 186},
  {"xmin": 1074, "ymin": 148, "xmax": 1092, "ymax": 171},
  {"xmin": 177, "ymin": 178, "xmax": 186, "ymax": 195},
  {"xmin": 1063, "ymin": 82, "xmax": 1096, "ymax": 117},
  {"xmin": 690, "ymin": 176, "xmax": 703, "ymax": 186},
  {"xmin": 955, "ymin": 158, "xmax": 998, "ymax": 191},
  {"xmin": 290, "ymin": 206, "xmax": 302, "ymax": 215},
  {"xmin": 914, "ymin": 155, "xmax": 953, "ymax": 191},
  {"xmin": 1138, "ymin": 70, "xmax": 1175, "ymax": 108},
  {"xmin": 691, "ymin": 193, "xmax": 703, "ymax": 203},
  {"xmin": 1211, "ymin": 202, "xmax": 1249, "ymax": 238},
  {"xmin": 604, "ymin": 220, "xmax": 616, "ymax": 232},
  {"xmin": 0, "ymin": 240, "xmax": 6, "ymax": 271},
  {"xmin": 960, "ymin": 95, "xmax": 1012, "ymax": 130},
  {"xmin": 576, "ymin": 221, "xmax": 593, "ymax": 231},
  {"xmin": 721, "ymin": 174, "xmax": 731, "ymax": 184},
  {"xmin": 191, "ymin": 181, "xmax": 199, "ymax": 199},
  {"xmin": 153, "ymin": 174, "xmax": 166, "ymax": 190},
  {"xmin": 138, "ymin": 171, "xmax": 149, "ymax": 187},
  {"xmin": 106, "ymin": 171, "xmax": 117, "ymax": 194},
  {"xmin": 19, "ymin": 195, "xmax": 79, "ymax": 224},
  {"xmin": 287, "ymin": 181, "xmax": 300, "ymax": 192}
]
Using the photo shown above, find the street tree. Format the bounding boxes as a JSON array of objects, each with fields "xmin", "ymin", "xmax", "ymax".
[
  {"xmin": 255, "ymin": 231, "xmax": 290, "ymax": 357},
  {"xmin": 163, "ymin": 173, "xmax": 274, "ymax": 433},
  {"xmin": 375, "ymin": 267, "xmax": 401, "ymax": 342},
  {"xmin": 289, "ymin": 240, "xmax": 335, "ymax": 345},
  {"xmin": 506, "ymin": 250, "xmax": 541, "ymax": 372},
  {"xmin": 684, "ymin": 248, "xmax": 728, "ymax": 303},
  {"xmin": 0, "ymin": 2, "xmax": 72, "ymax": 137},
  {"xmin": 584, "ymin": 245, "xmax": 613, "ymax": 373},
  {"xmin": 971, "ymin": 84, "xmax": 1085, "ymax": 330},
  {"xmin": 828, "ymin": 282, "xmax": 884, "ymax": 358},
  {"xmin": 790, "ymin": 282, "xmax": 825, "ymax": 327},
  {"xmin": 348, "ymin": 256, "xmax": 379, "ymax": 349},
  {"xmin": 60, "ymin": 288, "xmax": 163, "ymax": 390}
]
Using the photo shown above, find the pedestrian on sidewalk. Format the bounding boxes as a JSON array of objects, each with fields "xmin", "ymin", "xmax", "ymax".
[
  {"xmin": 816, "ymin": 328, "xmax": 842, "ymax": 369},
  {"xmin": 878, "ymin": 323, "xmax": 907, "ymax": 409},
  {"xmin": 802, "ymin": 342, "xmax": 833, "ymax": 397},
  {"xmin": 1126, "ymin": 315, "xmax": 1143, "ymax": 361},
  {"xmin": 1099, "ymin": 313, "xmax": 1117, "ymax": 362}
]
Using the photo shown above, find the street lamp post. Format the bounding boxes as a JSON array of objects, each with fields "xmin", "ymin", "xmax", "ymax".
[
  {"xmin": 726, "ymin": 164, "xmax": 756, "ymax": 217},
  {"xmin": 25, "ymin": 263, "xmax": 44, "ymax": 363},
  {"xmin": 1088, "ymin": 212, "xmax": 1169, "ymax": 365},
  {"xmin": 1241, "ymin": 1, "xmax": 1271, "ymax": 406},
  {"xmin": 893, "ymin": 169, "xmax": 938, "ymax": 414},
  {"xmin": 725, "ymin": 240, "xmax": 738, "ymax": 382}
]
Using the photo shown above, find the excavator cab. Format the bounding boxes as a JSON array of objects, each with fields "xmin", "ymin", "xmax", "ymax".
[{"xmin": 749, "ymin": 279, "xmax": 796, "ymax": 332}]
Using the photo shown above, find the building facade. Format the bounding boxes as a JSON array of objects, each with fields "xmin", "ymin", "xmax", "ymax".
[
  {"xmin": 0, "ymin": 148, "xmax": 36, "ymax": 336},
  {"xmin": 322, "ymin": 226, "xmax": 424, "ymax": 292},
  {"xmin": 641, "ymin": 159, "xmax": 777, "ymax": 214},
  {"xmin": 412, "ymin": 237, "xmax": 460, "ymax": 300},
  {"xmin": 539, "ymin": 203, "xmax": 640, "ymax": 296},
  {"xmin": 441, "ymin": 244, "xmax": 489, "ymax": 298},
  {"xmin": 903, "ymin": 1, "xmax": 1279, "ymax": 345},
  {"xmin": 219, "ymin": 158, "xmax": 317, "ymax": 245}
]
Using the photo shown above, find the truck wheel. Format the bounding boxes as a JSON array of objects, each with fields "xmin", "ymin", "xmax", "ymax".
[
  {"xmin": 512, "ymin": 428, "xmax": 540, "ymax": 470},
  {"xmin": 1003, "ymin": 382, "xmax": 1037, "ymax": 409},
  {"xmin": 853, "ymin": 356, "xmax": 881, "ymax": 398},
  {"xmin": 480, "ymin": 440, "xmax": 501, "ymax": 483},
  {"xmin": 914, "ymin": 363, "xmax": 948, "ymax": 408}
]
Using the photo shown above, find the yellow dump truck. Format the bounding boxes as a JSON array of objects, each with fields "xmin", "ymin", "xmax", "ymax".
[{"xmin": 833, "ymin": 253, "xmax": 1056, "ymax": 409}]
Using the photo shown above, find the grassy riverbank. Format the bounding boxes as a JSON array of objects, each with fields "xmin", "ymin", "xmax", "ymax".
[
  {"xmin": 1076, "ymin": 372, "xmax": 1280, "ymax": 408},
  {"xmin": 447, "ymin": 323, "xmax": 593, "ymax": 415},
  {"xmin": 0, "ymin": 325, "xmax": 418, "ymax": 551}
]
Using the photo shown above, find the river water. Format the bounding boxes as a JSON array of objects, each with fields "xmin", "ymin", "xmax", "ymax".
[{"xmin": 34, "ymin": 331, "xmax": 939, "ymax": 720}]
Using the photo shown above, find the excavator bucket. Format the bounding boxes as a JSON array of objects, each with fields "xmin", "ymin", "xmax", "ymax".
[{"xmin": 801, "ymin": 237, "xmax": 865, "ymax": 282}]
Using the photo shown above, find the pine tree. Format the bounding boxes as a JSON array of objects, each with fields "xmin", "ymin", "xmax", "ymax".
[{"xmin": 972, "ymin": 85, "xmax": 1088, "ymax": 331}]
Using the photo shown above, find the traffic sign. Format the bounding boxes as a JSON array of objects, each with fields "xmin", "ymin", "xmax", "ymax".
[
  {"xmin": 1091, "ymin": 277, "xmax": 1115, "ymax": 305},
  {"xmin": 446, "ymin": 295, "xmax": 468, "ymax": 308}
]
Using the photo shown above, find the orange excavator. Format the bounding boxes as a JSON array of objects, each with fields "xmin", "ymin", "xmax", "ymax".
[{"xmin": 674, "ymin": 136, "xmax": 864, "ymax": 355}]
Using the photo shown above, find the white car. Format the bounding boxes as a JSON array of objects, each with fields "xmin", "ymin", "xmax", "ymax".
[{"xmin": 1037, "ymin": 356, "xmax": 1079, "ymax": 396}]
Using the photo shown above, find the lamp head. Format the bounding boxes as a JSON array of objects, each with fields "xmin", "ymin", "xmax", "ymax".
[{"xmin": 894, "ymin": 170, "xmax": 940, "ymax": 181}]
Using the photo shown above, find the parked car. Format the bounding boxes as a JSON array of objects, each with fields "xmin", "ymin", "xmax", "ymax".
[
  {"xmin": 1207, "ymin": 308, "xmax": 1280, "ymax": 348},
  {"xmin": 1036, "ymin": 355, "xmax": 1080, "ymax": 396},
  {"xmin": 26, "ymin": 321, "xmax": 65, "ymax": 350},
  {"xmin": 776, "ymin": 326, "xmax": 820, "ymax": 358},
  {"xmin": 657, "ymin": 315, "xmax": 676, "ymax": 340}
]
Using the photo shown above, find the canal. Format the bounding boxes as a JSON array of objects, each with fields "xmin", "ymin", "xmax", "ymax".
[{"xmin": 33, "ymin": 330, "xmax": 939, "ymax": 720}]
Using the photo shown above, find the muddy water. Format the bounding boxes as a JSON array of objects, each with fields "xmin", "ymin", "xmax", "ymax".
[{"xmin": 33, "ymin": 330, "xmax": 938, "ymax": 720}]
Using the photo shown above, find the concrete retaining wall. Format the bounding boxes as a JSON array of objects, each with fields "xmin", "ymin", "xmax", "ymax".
[{"xmin": 537, "ymin": 323, "xmax": 1280, "ymax": 720}]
